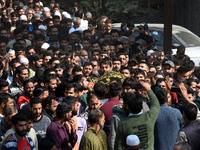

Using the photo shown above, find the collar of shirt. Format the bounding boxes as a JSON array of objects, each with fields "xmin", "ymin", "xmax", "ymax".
[
  {"xmin": 129, "ymin": 112, "xmax": 143, "ymax": 117},
  {"xmin": 109, "ymin": 97, "xmax": 119, "ymax": 102}
]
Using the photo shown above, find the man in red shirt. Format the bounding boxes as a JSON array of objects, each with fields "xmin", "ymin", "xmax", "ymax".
[
  {"xmin": 3, "ymin": 113, "xmax": 35, "ymax": 150},
  {"xmin": 100, "ymin": 82, "xmax": 123, "ymax": 135}
]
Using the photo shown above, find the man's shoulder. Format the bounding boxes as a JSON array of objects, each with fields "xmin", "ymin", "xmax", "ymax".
[
  {"xmin": 3, "ymin": 139, "xmax": 17, "ymax": 148},
  {"xmin": 41, "ymin": 115, "xmax": 51, "ymax": 122}
]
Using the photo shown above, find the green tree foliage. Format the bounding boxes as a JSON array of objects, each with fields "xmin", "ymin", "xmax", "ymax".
[{"xmin": 76, "ymin": 0, "xmax": 164, "ymax": 22}]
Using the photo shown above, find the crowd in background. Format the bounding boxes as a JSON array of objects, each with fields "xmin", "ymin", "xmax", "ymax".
[{"xmin": 0, "ymin": 0, "xmax": 199, "ymax": 150}]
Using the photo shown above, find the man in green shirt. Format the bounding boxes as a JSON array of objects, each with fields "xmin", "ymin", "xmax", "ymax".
[
  {"xmin": 79, "ymin": 109, "xmax": 108, "ymax": 150},
  {"xmin": 115, "ymin": 81, "xmax": 160, "ymax": 150}
]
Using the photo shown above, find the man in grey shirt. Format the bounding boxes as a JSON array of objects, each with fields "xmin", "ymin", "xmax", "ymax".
[{"xmin": 30, "ymin": 97, "xmax": 51, "ymax": 141}]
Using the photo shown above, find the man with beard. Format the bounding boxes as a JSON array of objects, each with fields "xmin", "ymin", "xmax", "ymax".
[
  {"xmin": 9, "ymin": 65, "xmax": 29, "ymax": 100},
  {"xmin": 79, "ymin": 94, "xmax": 101, "ymax": 124},
  {"xmin": 17, "ymin": 79, "xmax": 34, "ymax": 109},
  {"xmin": 3, "ymin": 112, "xmax": 38, "ymax": 149},
  {"xmin": 3, "ymin": 113, "xmax": 36, "ymax": 150},
  {"xmin": 82, "ymin": 62, "xmax": 94, "ymax": 77},
  {"xmin": 44, "ymin": 74, "xmax": 57, "ymax": 94},
  {"xmin": 30, "ymin": 97, "xmax": 51, "ymax": 140},
  {"xmin": 31, "ymin": 54, "xmax": 43, "ymax": 72},
  {"xmin": 63, "ymin": 96, "xmax": 87, "ymax": 149},
  {"xmin": 42, "ymin": 95, "xmax": 58, "ymax": 121},
  {"xmin": 79, "ymin": 109, "xmax": 108, "ymax": 150},
  {"xmin": 46, "ymin": 102, "xmax": 78, "ymax": 150}
]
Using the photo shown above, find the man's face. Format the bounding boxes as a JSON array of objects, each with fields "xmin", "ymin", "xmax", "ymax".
[
  {"xmin": 66, "ymin": 22, "xmax": 72, "ymax": 30},
  {"xmin": 55, "ymin": 67, "xmax": 64, "ymax": 78},
  {"xmin": 0, "ymin": 42, "xmax": 7, "ymax": 55},
  {"xmin": 123, "ymin": 86, "xmax": 135, "ymax": 93},
  {"xmin": 0, "ymin": 86, "xmax": 9, "ymax": 93},
  {"xmin": 98, "ymin": 114, "xmax": 105, "ymax": 129},
  {"xmin": 178, "ymin": 71, "xmax": 191, "ymax": 80},
  {"xmin": 64, "ymin": 87, "xmax": 75, "ymax": 97},
  {"xmin": 15, "ymin": 33, "xmax": 23, "ymax": 40},
  {"xmin": 88, "ymin": 96, "xmax": 99, "ymax": 110},
  {"xmin": 123, "ymin": 40, "xmax": 130, "ymax": 49},
  {"xmin": 139, "ymin": 63, "xmax": 149, "ymax": 72},
  {"xmin": 83, "ymin": 65, "xmax": 93, "ymax": 77},
  {"xmin": 119, "ymin": 55, "xmax": 127, "ymax": 66},
  {"xmin": 92, "ymin": 43, "xmax": 101, "ymax": 51},
  {"xmin": 31, "ymin": 103, "xmax": 42, "ymax": 119},
  {"xmin": 190, "ymin": 81, "xmax": 197, "ymax": 92},
  {"xmin": 39, "ymin": 91, "xmax": 49, "ymax": 100},
  {"xmin": 48, "ymin": 79, "xmax": 57, "ymax": 92},
  {"xmin": 110, "ymin": 33, "xmax": 119, "ymax": 42},
  {"xmin": 121, "ymin": 69, "xmax": 130, "ymax": 77},
  {"xmin": 27, "ymin": 120, "xmax": 33, "ymax": 132},
  {"xmin": 88, "ymin": 24, "xmax": 95, "ymax": 31},
  {"xmin": 176, "ymin": 49, "xmax": 185, "ymax": 59},
  {"xmin": 15, "ymin": 121, "xmax": 27, "ymax": 137},
  {"xmin": 50, "ymin": 100, "xmax": 58, "ymax": 114},
  {"xmin": 35, "ymin": 59, "xmax": 43, "ymax": 68},
  {"xmin": 91, "ymin": 61, "xmax": 99, "ymax": 72},
  {"xmin": 27, "ymin": 49, "xmax": 36, "ymax": 58},
  {"xmin": 54, "ymin": 19, "xmax": 60, "ymax": 26},
  {"xmin": 6, "ymin": 98, "xmax": 14, "ymax": 106},
  {"xmin": 59, "ymin": 40, "xmax": 68, "ymax": 49},
  {"xmin": 135, "ymin": 74, "xmax": 145, "ymax": 82},
  {"xmin": 82, "ymin": 40, "xmax": 90, "ymax": 50},
  {"xmin": 24, "ymin": 82, "xmax": 34, "ymax": 97},
  {"xmin": 92, "ymin": 51, "xmax": 100, "ymax": 60},
  {"xmin": 65, "ymin": 110, "xmax": 72, "ymax": 121},
  {"xmin": 105, "ymin": 23, "xmax": 112, "ymax": 31},
  {"xmin": 19, "ymin": 69, "xmax": 29, "ymax": 82},
  {"xmin": 112, "ymin": 61, "xmax": 121, "ymax": 71},
  {"xmin": 163, "ymin": 65, "xmax": 174, "ymax": 73},
  {"xmin": 51, "ymin": 60, "xmax": 60, "ymax": 68},
  {"xmin": 157, "ymin": 81, "xmax": 167, "ymax": 91},
  {"xmin": 101, "ymin": 63, "xmax": 111, "ymax": 74},
  {"xmin": 51, "ymin": 27, "xmax": 59, "ymax": 37},
  {"xmin": 109, "ymin": 46, "xmax": 116, "ymax": 57},
  {"xmin": 72, "ymin": 101, "xmax": 79, "ymax": 116},
  {"xmin": 0, "ymin": 30, "xmax": 8, "ymax": 37},
  {"xmin": 44, "ymin": 56, "xmax": 52, "ymax": 68}
]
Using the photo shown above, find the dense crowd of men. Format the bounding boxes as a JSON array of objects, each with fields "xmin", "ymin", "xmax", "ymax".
[{"xmin": 0, "ymin": 0, "xmax": 199, "ymax": 150}]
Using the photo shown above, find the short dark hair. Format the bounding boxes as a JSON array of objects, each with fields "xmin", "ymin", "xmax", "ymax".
[
  {"xmin": 56, "ymin": 102, "xmax": 72, "ymax": 119},
  {"xmin": 183, "ymin": 103, "xmax": 197, "ymax": 121},
  {"xmin": 88, "ymin": 109, "xmax": 103, "ymax": 125},
  {"xmin": 0, "ymin": 79, "xmax": 8, "ymax": 89},
  {"xmin": 12, "ymin": 113, "xmax": 28, "ymax": 125},
  {"xmin": 109, "ymin": 82, "xmax": 122, "ymax": 97},
  {"xmin": 44, "ymin": 74, "xmax": 57, "ymax": 84},
  {"xmin": 93, "ymin": 82, "xmax": 106, "ymax": 98},
  {"xmin": 123, "ymin": 92, "xmax": 143, "ymax": 114},
  {"xmin": 33, "ymin": 86, "xmax": 48, "ymax": 97},
  {"xmin": 42, "ymin": 95, "xmax": 57, "ymax": 108},
  {"xmin": 0, "ymin": 93, "xmax": 12, "ymax": 105},
  {"xmin": 72, "ymin": 65, "xmax": 82, "ymax": 75},
  {"xmin": 155, "ymin": 89, "xmax": 167, "ymax": 105},
  {"xmin": 87, "ymin": 94, "xmax": 97, "ymax": 104},
  {"xmin": 123, "ymin": 77, "xmax": 135, "ymax": 87},
  {"xmin": 62, "ymin": 96, "xmax": 79, "ymax": 106},
  {"xmin": 30, "ymin": 97, "xmax": 42, "ymax": 107},
  {"xmin": 23, "ymin": 79, "xmax": 33, "ymax": 88}
]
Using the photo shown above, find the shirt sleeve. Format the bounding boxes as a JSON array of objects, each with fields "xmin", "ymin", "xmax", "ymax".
[
  {"xmin": 176, "ymin": 130, "xmax": 188, "ymax": 142},
  {"xmin": 114, "ymin": 121, "xmax": 125, "ymax": 150},
  {"xmin": 79, "ymin": 136, "xmax": 92, "ymax": 150}
]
